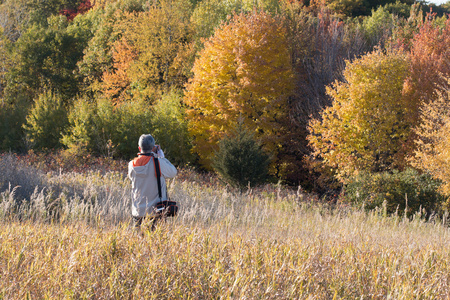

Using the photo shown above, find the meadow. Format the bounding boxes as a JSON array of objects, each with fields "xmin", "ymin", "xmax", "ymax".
[{"xmin": 1, "ymin": 153, "xmax": 450, "ymax": 299}]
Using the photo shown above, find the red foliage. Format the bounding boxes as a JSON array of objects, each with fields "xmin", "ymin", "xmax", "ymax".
[
  {"xmin": 60, "ymin": 0, "xmax": 93, "ymax": 21},
  {"xmin": 406, "ymin": 15, "xmax": 450, "ymax": 108}
]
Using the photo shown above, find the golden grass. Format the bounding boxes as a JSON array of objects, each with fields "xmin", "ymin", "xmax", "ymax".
[
  {"xmin": 1, "ymin": 154, "xmax": 450, "ymax": 298},
  {"xmin": 1, "ymin": 212, "xmax": 450, "ymax": 299}
]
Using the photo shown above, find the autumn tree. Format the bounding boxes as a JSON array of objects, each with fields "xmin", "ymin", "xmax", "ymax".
[
  {"xmin": 410, "ymin": 78, "xmax": 450, "ymax": 197},
  {"xmin": 286, "ymin": 5, "xmax": 368, "ymax": 125},
  {"xmin": 404, "ymin": 15, "xmax": 450, "ymax": 115},
  {"xmin": 77, "ymin": 1, "xmax": 146, "ymax": 95},
  {"xmin": 278, "ymin": 4, "xmax": 372, "ymax": 184},
  {"xmin": 308, "ymin": 49, "xmax": 412, "ymax": 182},
  {"xmin": 184, "ymin": 10, "xmax": 295, "ymax": 170},
  {"xmin": 60, "ymin": 0, "xmax": 93, "ymax": 21},
  {"xmin": 0, "ymin": 0, "xmax": 31, "ymax": 42},
  {"xmin": 100, "ymin": 37, "xmax": 136, "ymax": 105},
  {"xmin": 99, "ymin": 0, "xmax": 195, "ymax": 103}
]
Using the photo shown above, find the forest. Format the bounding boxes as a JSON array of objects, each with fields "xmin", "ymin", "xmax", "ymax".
[
  {"xmin": 1, "ymin": 0, "xmax": 450, "ymax": 212},
  {"xmin": 2, "ymin": 1, "xmax": 450, "ymax": 298}
]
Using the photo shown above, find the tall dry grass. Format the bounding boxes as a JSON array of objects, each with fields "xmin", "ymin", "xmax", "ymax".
[{"xmin": 1, "ymin": 153, "xmax": 450, "ymax": 299}]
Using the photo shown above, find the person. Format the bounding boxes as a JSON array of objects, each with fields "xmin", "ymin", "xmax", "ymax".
[{"xmin": 128, "ymin": 134, "xmax": 177, "ymax": 229}]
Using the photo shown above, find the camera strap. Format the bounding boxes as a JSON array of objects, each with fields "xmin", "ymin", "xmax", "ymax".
[{"xmin": 153, "ymin": 157, "xmax": 163, "ymax": 202}]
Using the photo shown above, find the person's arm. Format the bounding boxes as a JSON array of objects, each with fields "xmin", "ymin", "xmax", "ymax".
[
  {"xmin": 128, "ymin": 161, "xmax": 134, "ymax": 180},
  {"xmin": 157, "ymin": 148, "xmax": 165, "ymax": 158},
  {"xmin": 159, "ymin": 158, "xmax": 177, "ymax": 178}
]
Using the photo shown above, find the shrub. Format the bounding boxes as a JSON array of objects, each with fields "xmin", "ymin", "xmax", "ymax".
[
  {"xmin": 343, "ymin": 168, "xmax": 446, "ymax": 216},
  {"xmin": 0, "ymin": 97, "xmax": 29, "ymax": 152},
  {"xmin": 62, "ymin": 97, "xmax": 153, "ymax": 159},
  {"xmin": 212, "ymin": 124, "xmax": 270, "ymax": 189},
  {"xmin": 151, "ymin": 89, "xmax": 194, "ymax": 166},
  {"xmin": 23, "ymin": 90, "xmax": 68, "ymax": 151},
  {"xmin": 61, "ymin": 96, "xmax": 99, "ymax": 157},
  {"xmin": 113, "ymin": 99, "xmax": 154, "ymax": 159}
]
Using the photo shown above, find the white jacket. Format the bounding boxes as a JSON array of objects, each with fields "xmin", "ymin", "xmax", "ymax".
[{"xmin": 128, "ymin": 153, "xmax": 177, "ymax": 217}]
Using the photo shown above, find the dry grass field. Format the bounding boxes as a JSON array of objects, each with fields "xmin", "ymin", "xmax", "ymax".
[{"xmin": 1, "ymin": 153, "xmax": 450, "ymax": 299}]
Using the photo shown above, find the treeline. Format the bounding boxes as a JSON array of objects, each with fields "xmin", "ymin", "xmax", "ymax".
[{"xmin": 1, "ymin": 0, "xmax": 450, "ymax": 205}]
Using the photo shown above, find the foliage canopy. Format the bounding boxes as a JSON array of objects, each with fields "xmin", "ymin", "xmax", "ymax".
[
  {"xmin": 308, "ymin": 49, "xmax": 412, "ymax": 181},
  {"xmin": 184, "ymin": 10, "xmax": 294, "ymax": 170}
]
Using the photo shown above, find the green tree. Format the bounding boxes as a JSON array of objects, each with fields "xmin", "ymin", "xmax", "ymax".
[
  {"xmin": 190, "ymin": 0, "xmax": 242, "ymax": 42},
  {"xmin": 184, "ymin": 10, "xmax": 294, "ymax": 171},
  {"xmin": 6, "ymin": 14, "xmax": 92, "ymax": 102},
  {"xmin": 308, "ymin": 49, "xmax": 411, "ymax": 182},
  {"xmin": 324, "ymin": 0, "xmax": 415, "ymax": 18},
  {"xmin": 23, "ymin": 90, "xmax": 68, "ymax": 151},
  {"xmin": 213, "ymin": 123, "xmax": 270, "ymax": 189},
  {"xmin": 343, "ymin": 168, "xmax": 445, "ymax": 215},
  {"xmin": 362, "ymin": 5, "xmax": 397, "ymax": 48}
]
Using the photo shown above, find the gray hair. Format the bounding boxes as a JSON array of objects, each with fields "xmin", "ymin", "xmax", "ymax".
[{"xmin": 138, "ymin": 134, "xmax": 155, "ymax": 153}]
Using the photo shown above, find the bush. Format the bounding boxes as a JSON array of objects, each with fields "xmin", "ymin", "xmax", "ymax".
[
  {"xmin": 343, "ymin": 168, "xmax": 446, "ymax": 216},
  {"xmin": 151, "ymin": 89, "xmax": 194, "ymax": 166},
  {"xmin": 213, "ymin": 124, "xmax": 270, "ymax": 190},
  {"xmin": 0, "ymin": 96, "xmax": 30, "ymax": 152},
  {"xmin": 62, "ymin": 97, "xmax": 153, "ymax": 159},
  {"xmin": 61, "ymin": 96, "xmax": 99, "ymax": 157},
  {"xmin": 23, "ymin": 90, "xmax": 68, "ymax": 151}
]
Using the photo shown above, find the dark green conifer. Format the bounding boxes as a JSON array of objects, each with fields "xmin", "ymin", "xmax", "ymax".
[{"xmin": 213, "ymin": 123, "xmax": 270, "ymax": 190}]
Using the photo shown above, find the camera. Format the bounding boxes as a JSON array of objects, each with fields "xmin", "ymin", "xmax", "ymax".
[{"xmin": 152, "ymin": 144, "xmax": 161, "ymax": 153}]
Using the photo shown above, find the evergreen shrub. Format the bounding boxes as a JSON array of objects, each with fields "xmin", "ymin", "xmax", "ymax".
[{"xmin": 213, "ymin": 124, "xmax": 270, "ymax": 189}]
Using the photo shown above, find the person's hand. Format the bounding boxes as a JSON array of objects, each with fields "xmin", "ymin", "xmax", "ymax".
[{"xmin": 153, "ymin": 145, "xmax": 161, "ymax": 153}]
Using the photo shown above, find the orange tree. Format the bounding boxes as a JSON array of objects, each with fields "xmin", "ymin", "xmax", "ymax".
[
  {"xmin": 184, "ymin": 10, "xmax": 295, "ymax": 172},
  {"xmin": 308, "ymin": 49, "xmax": 412, "ymax": 182},
  {"xmin": 404, "ymin": 16, "xmax": 450, "ymax": 112}
]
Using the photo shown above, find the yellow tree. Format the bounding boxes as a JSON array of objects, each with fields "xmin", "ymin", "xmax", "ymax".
[
  {"xmin": 410, "ymin": 78, "xmax": 450, "ymax": 197},
  {"xmin": 308, "ymin": 49, "xmax": 411, "ymax": 181},
  {"xmin": 184, "ymin": 10, "xmax": 295, "ymax": 169},
  {"xmin": 118, "ymin": 0, "xmax": 194, "ymax": 101}
]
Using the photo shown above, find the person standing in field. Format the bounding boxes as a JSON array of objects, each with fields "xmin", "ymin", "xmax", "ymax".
[{"xmin": 128, "ymin": 134, "xmax": 177, "ymax": 229}]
